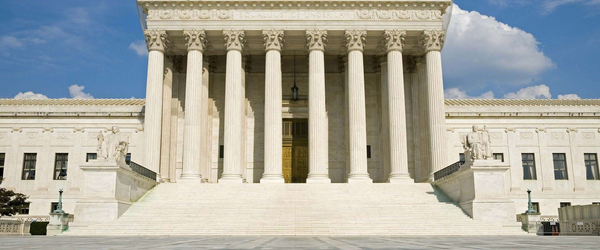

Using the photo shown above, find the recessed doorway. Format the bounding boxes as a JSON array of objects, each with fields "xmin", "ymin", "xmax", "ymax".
[{"xmin": 282, "ymin": 119, "xmax": 309, "ymax": 183}]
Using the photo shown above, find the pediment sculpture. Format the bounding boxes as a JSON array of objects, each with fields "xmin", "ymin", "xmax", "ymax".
[
  {"xmin": 97, "ymin": 126, "xmax": 129, "ymax": 164},
  {"xmin": 463, "ymin": 125, "xmax": 493, "ymax": 161}
]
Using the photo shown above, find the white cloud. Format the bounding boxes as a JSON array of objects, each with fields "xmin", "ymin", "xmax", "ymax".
[
  {"xmin": 445, "ymin": 88, "xmax": 495, "ymax": 99},
  {"xmin": 558, "ymin": 94, "xmax": 582, "ymax": 99},
  {"xmin": 128, "ymin": 41, "xmax": 148, "ymax": 57},
  {"xmin": 443, "ymin": 4, "xmax": 554, "ymax": 90},
  {"xmin": 446, "ymin": 84, "xmax": 582, "ymax": 100},
  {"xmin": 14, "ymin": 91, "xmax": 49, "ymax": 100},
  {"xmin": 0, "ymin": 36, "xmax": 23, "ymax": 48},
  {"xmin": 69, "ymin": 84, "xmax": 94, "ymax": 99},
  {"xmin": 66, "ymin": 7, "xmax": 90, "ymax": 25},
  {"xmin": 503, "ymin": 84, "xmax": 552, "ymax": 99}
]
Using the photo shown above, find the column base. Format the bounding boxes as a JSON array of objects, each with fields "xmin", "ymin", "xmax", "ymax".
[
  {"xmin": 180, "ymin": 173, "xmax": 202, "ymax": 180},
  {"xmin": 260, "ymin": 177, "xmax": 285, "ymax": 184},
  {"xmin": 347, "ymin": 177, "xmax": 373, "ymax": 183},
  {"xmin": 159, "ymin": 178, "xmax": 171, "ymax": 183},
  {"xmin": 388, "ymin": 176, "xmax": 413, "ymax": 184},
  {"xmin": 218, "ymin": 176, "xmax": 244, "ymax": 184},
  {"xmin": 306, "ymin": 176, "xmax": 331, "ymax": 184}
]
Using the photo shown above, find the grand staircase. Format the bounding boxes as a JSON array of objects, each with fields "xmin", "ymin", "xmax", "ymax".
[{"xmin": 64, "ymin": 183, "xmax": 526, "ymax": 236}]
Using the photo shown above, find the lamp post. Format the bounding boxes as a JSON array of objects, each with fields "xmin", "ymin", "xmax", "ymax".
[
  {"xmin": 526, "ymin": 189, "xmax": 537, "ymax": 214},
  {"xmin": 53, "ymin": 189, "xmax": 65, "ymax": 214}
]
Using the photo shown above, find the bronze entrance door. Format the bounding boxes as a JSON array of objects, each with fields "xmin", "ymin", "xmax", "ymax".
[{"xmin": 282, "ymin": 119, "xmax": 309, "ymax": 183}]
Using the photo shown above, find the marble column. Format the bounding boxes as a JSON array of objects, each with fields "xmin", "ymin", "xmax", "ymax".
[
  {"xmin": 261, "ymin": 30, "xmax": 285, "ymax": 184},
  {"xmin": 306, "ymin": 30, "xmax": 331, "ymax": 183},
  {"xmin": 159, "ymin": 57, "xmax": 174, "ymax": 182},
  {"xmin": 383, "ymin": 30, "xmax": 411, "ymax": 183},
  {"xmin": 416, "ymin": 56, "xmax": 430, "ymax": 183},
  {"xmin": 201, "ymin": 60, "xmax": 210, "ymax": 182},
  {"xmin": 143, "ymin": 30, "xmax": 168, "ymax": 174},
  {"xmin": 181, "ymin": 29, "xmax": 207, "ymax": 180},
  {"xmin": 408, "ymin": 57, "xmax": 421, "ymax": 182},
  {"xmin": 420, "ymin": 30, "xmax": 448, "ymax": 181},
  {"xmin": 345, "ymin": 30, "xmax": 372, "ymax": 183},
  {"xmin": 377, "ymin": 56, "xmax": 391, "ymax": 181},
  {"xmin": 219, "ymin": 30, "xmax": 245, "ymax": 183}
]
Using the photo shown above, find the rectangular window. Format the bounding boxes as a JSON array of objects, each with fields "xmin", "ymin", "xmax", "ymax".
[
  {"xmin": 560, "ymin": 202, "xmax": 571, "ymax": 208},
  {"xmin": 532, "ymin": 202, "xmax": 540, "ymax": 213},
  {"xmin": 86, "ymin": 153, "xmax": 97, "ymax": 162},
  {"xmin": 584, "ymin": 153, "xmax": 599, "ymax": 180},
  {"xmin": 219, "ymin": 145, "xmax": 224, "ymax": 159},
  {"xmin": 367, "ymin": 145, "xmax": 372, "ymax": 159},
  {"xmin": 18, "ymin": 203, "xmax": 30, "ymax": 215},
  {"xmin": 0, "ymin": 153, "xmax": 5, "ymax": 179},
  {"xmin": 54, "ymin": 153, "xmax": 68, "ymax": 180},
  {"xmin": 553, "ymin": 153, "xmax": 568, "ymax": 180},
  {"xmin": 21, "ymin": 153, "xmax": 37, "ymax": 180},
  {"xmin": 51, "ymin": 202, "xmax": 59, "ymax": 213},
  {"xmin": 493, "ymin": 153, "xmax": 505, "ymax": 162},
  {"xmin": 522, "ymin": 153, "xmax": 537, "ymax": 180},
  {"xmin": 459, "ymin": 153, "xmax": 465, "ymax": 165},
  {"xmin": 125, "ymin": 153, "xmax": 131, "ymax": 165}
]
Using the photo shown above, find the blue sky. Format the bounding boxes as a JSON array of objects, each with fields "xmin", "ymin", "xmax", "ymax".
[{"xmin": 0, "ymin": 0, "xmax": 599, "ymax": 99}]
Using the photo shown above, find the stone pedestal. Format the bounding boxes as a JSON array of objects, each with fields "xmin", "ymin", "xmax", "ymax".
[
  {"xmin": 70, "ymin": 160, "xmax": 157, "ymax": 229},
  {"xmin": 520, "ymin": 213, "xmax": 542, "ymax": 234},
  {"xmin": 434, "ymin": 160, "xmax": 517, "ymax": 225},
  {"xmin": 47, "ymin": 212, "xmax": 70, "ymax": 236}
]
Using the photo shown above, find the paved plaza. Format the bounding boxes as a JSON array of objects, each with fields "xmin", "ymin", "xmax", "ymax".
[{"xmin": 0, "ymin": 236, "xmax": 598, "ymax": 249}]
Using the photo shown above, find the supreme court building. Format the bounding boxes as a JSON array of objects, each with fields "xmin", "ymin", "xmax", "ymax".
[{"xmin": 1, "ymin": 0, "xmax": 600, "ymax": 235}]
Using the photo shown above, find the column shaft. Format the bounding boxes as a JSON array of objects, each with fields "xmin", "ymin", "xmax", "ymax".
[
  {"xmin": 379, "ymin": 60, "xmax": 390, "ymax": 182},
  {"xmin": 347, "ymin": 50, "xmax": 371, "ymax": 183},
  {"xmin": 201, "ymin": 61, "xmax": 210, "ymax": 182},
  {"xmin": 387, "ymin": 50, "xmax": 411, "ymax": 182},
  {"xmin": 261, "ymin": 49, "xmax": 284, "ymax": 183},
  {"xmin": 425, "ymin": 51, "xmax": 448, "ymax": 180},
  {"xmin": 307, "ymin": 49, "xmax": 331, "ymax": 183},
  {"xmin": 159, "ymin": 58, "xmax": 174, "ymax": 182},
  {"xmin": 417, "ymin": 58, "xmax": 431, "ymax": 182},
  {"xmin": 220, "ymin": 49, "xmax": 244, "ymax": 183},
  {"xmin": 181, "ymin": 50, "xmax": 204, "ymax": 179},
  {"xmin": 145, "ymin": 50, "xmax": 165, "ymax": 174}
]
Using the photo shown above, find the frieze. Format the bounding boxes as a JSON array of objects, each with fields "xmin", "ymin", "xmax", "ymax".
[
  {"xmin": 582, "ymin": 132, "xmax": 595, "ymax": 140},
  {"xmin": 146, "ymin": 9, "xmax": 443, "ymax": 21}
]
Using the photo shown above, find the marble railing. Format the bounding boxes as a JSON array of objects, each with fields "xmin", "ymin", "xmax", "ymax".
[
  {"xmin": 130, "ymin": 161, "xmax": 157, "ymax": 181},
  {"xmin": 434, "ymin": 161, "xmax": 461, "ymax": 181},
  {"xmin": 0, "ymin": 218, "xmax": 31, "ymax": 236},
  {"xmin": 559, "ymin": 204, "xmax": 600, "ymax": 236}
]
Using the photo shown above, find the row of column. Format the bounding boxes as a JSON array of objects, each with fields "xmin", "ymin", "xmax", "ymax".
[{"xmin": 143, "ymin": 29, "xmax": 448, "ymax": 183}]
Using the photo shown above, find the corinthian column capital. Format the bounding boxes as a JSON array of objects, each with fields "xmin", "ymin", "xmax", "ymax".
[
  {"xmin": 144, "ymin": 30, "xmax": 169, "ymax": 52},
  {"xmin": 184, "ymin": 29, "xmax": 207, "ymax": 52},
  {"xmin": 263, "ymin": 30, "xmax": 284, "ymax": 52},
  {"xmin": 419, "ymin": 30, "xmax": 446, "ymax": 53},
  {"xmin": 382, "ymin": 30, "xmax": 406, "ymax": 53},
  {"xmin": 306, "ymin": 30, "xmax": 327, "ymax": 52},
  {"xmin": 345, "ymin": 30, "xmax": 367, "ymax": 52},
  {"xmin": 223, "ymin": 30, "xmax": 245, "ymax": 52}
]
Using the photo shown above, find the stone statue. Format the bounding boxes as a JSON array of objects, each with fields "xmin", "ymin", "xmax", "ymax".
[
  {"xmin": 96, "ymin": 126, "xmax": 129, "ymax": 163},
  {"xmin": 464, "ymin": 125, "xmax": 493, "ymax": 161}
]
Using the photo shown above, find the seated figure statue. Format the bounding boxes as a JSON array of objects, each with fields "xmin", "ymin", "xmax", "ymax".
[
  {"xmin": 464, "ymin": 125, "xmax": 493, "ymax": 161},
  {"xmin": 96, "ymin": 126, "xmax": 129, "ymax": 164}
]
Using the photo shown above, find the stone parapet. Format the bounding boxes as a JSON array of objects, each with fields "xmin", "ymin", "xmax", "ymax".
[
  {"xmin": 69, "ymin": 160, "xmax": 157, "ymax": 229},
  {"xmin": 0, "ymin": 218, "xmax": 31, "ymax": 236},
  {"xmin": 434, "ymin": 160, "xmax": 518, "ymax": 226},
  {"xmin": 559, "ymin": 204, "xmax": 600, "ymax": 236}
]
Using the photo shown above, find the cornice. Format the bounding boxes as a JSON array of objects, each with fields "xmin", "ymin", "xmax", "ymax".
[{"xmin": 138, "ymin": 0, "xmax": 451, "ymax": 21}]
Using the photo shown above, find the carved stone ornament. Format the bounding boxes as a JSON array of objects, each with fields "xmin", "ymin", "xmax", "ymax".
[
  {"xmin": 183, "ymin": 29, "xmax": 207, "ymax": 52},
  {"xmin": 144, "ymin": 30, "xmax": 169, "ymax": 52},
  {"xmin": 345, "ymin": 30, "xmax": 367, "ymax": 52},
  {"xmin": 263, "ymin": 30, "xmax": 284, "ymax": 52},
  {"xmin": 223, "ymin": 30, "xmax": 245, "ymax": 51},
  {"xmin": 382, "ymin": 30, "xmax": 406, "ymax": 53},
  {"xmin": 419, "ymin": 30, "xmax": 446, "ymax": 53},
  {"xmin": 306, "ymin": 30, "xmax": 327, "ymax": 52}
]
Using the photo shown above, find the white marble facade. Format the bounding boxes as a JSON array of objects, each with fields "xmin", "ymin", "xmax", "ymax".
[{"xmin": 1, "ymin": 0, "xmax": 599, "ymax": 221}]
